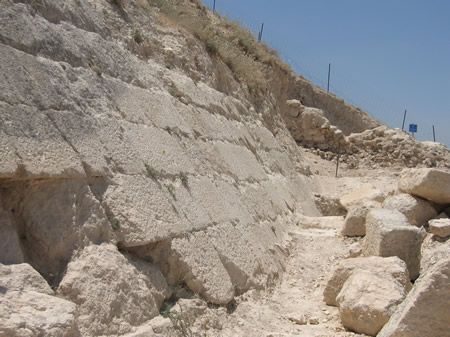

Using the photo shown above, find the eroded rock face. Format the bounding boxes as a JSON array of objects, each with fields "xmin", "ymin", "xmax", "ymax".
[
  {"xmin": 382, "ymin": 193, "xmax": 438, "ymax": 227},
  {"xmin": 398, "ymin": 168, "xmax": 450, "ymax": 204},
  {"xmin": 336, "ymin": 270, "xmax": 407, "ymax": 336},
  {"xmin": 377, "ymin": 257, "xmax": 450, "ymax": 337},
  {"xmin": 58, "ymin": 244, "xmax": 170, "ymax": 336},
  {"xmin": 0, "ymin": 204, "xmax": 24, "ymax": 265},
  {"xmin": 323, "ymin": 256, "xmax": 411, "ymax": 307},
  {"xmin": 363, "ymin": 209, "xmax": 422, "ymax": 280}
]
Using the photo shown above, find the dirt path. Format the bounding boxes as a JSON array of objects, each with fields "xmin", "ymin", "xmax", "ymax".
[{"xmin": 160, "ymin": 151, "xmax": 402, "ymax": 337}]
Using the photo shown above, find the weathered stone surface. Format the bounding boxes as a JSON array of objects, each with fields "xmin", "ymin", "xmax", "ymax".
[
  {"xmin": 341, "ymin": 205, "xmax": 372, "ymax": 237},
  {"xmin": 382, "ymin": 193, "xmax": 438, "ymax": 227},
  {"xmin": 323, "ymin": 256, "xmax": 411, "ymax": 306},
  {"xmin": 0, "ymin": 263, "xmax": 53, "ymax": 295},
  {"xmin": 336, "ymin": 270, "xmax": 407, "ymax": 336},
  {"xmin": 168, "ymin": 231, "xmax": 234, "ymax": 305},
  {"xmin": 429, "ymin": 218, "xmax": 450, "ymax": 238},
  {"xmin": 312, "ymin": 193, "xmax": 346, "ymax": 216},
  {"xmin": 58, "ymin": 243, "xmax": 170, "ymax": 336},
  {"xmin": 0, "ymin": 205, "xmax": 23, "ymax": 265},
  {"xmin": 0, "ymin": 290, "xmax": 79, "ymax": 337},
  {"xmin": 339, "ymin": 184, "xmax": 385, "ymax": 210},
  {"xmin": 398, "ymin": 168, "xmax": 450, "ymax": 204},
  {"xmin": 378, "ymin": 257, "xmax": 450, "ymax": 337},
  {"xmin": 1, "ymin": 179, "xmax": 111, "ymax": 284},
  {"xmin": 363, "ymin": 209, "xmax": 422, "ymax": 279}
]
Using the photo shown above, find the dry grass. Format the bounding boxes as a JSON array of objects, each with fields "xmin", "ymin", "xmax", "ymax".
[{"xmin": 145, "ymin": 0, "xmax": 291, "ymax": 96}]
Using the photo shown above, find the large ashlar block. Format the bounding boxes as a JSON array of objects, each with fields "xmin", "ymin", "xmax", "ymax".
[
  {"xmin": 377, "ymin": 257, "xmax": 450, "ymax": 337},
  {"xmin": 363, "ymin": 209, "xmax": 422, "ymax": 280},
  {"xmin": 382, "ymin": 193, "xmax": 437, "ymax": 227},
  {"xmin": 398, "ymin": 168, "xmax": 450, "ymax": 204}
]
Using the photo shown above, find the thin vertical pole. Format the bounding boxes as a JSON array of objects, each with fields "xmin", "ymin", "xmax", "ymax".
[
  {"xmin": 335, "ymin": 144, "xmax": 340, "ymax": 177},
  {"xmin": 327, "ymin": 63, "xmax": 331, "ymax": 92},
  {"xmin": 213, "ymin": 0, "xmax": 216, "ymax": 13},
  {"xmin": 401, "ymin": 109, "xmax": 407, "ymax": 131},
  {"xmin": 258, "ymin": 23, "xmax": 264, "ymax": 42},
  {"xmin": 432, "ymin": 125, "xmax": 436, "ymax": 142}
]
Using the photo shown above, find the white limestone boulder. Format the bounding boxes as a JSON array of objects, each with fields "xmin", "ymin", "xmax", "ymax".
[
  {"xmin": 336, "ymin": 269, "xmax": 407, "ymax": 336},
  {"xmin": 0, "ymin": 263, "xmax": 53, "ymax": 295},
  {"xmin": 323, "ymin": 256, "xmax": 411, "ymax": 306},
  {"xmin": 429, "ymin": 218, "xmax": 450, "ymax": 238},
  {"xmin": 58, "ymin": 243, "xmax": 170, "ymax": 336},
  {"xmin": 378, "ymin": 256, "xmax": 450, "ymax": 337},
  {"xmin": 382, "ymin": 193, "xmax": 438, "ymax": 227},
  {"xmin": 398, "ymin": 168, "xmax": 450, "ymax": 204},
  {"xmin": 363, "ymin": 209, "xmax": 422, "ymax": 279},
  {"xmin": 341, "ymin": 205, "xmax": 373, "ymax": 237},
  {"xmin": 168, "ymin": 231, "xmax": 234, "ymax": 305},
  {"xmin": 339, "ymin": 184, "xmax": 385, "ymax": 211},
  {"xmin": 0, "ymin": 290, "xmax": 79, "ymax": 337}
]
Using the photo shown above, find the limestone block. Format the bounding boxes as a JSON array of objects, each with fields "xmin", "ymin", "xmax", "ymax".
[
  {"xmin": 0, "ymin": 206, "xmax": 24, "ymax": 265},
  {"xmin": 312, "ymin": 194, "xmax": 346, "ymax": 216},
  {"xmin": 0, "ymin": 263, "xmax": 53, "ymax": 295},
  {"xmin": 363, "ymin": 209, "xmax": 422, "ymax": 279},
  {"xmin": 58, "ymin": 243, "xmax": 170, "ymax": 336},
  {"xmin": 382, "ymin": 193, "xmax": 438, "ymax": 226},
  {"xmin": 0, "ymin": 102, "xmax": 85, "ymax": 179},
  {"xmin": 398, "ymin": 168, "xmax": 450, "ymax": 204},
  {"xmin": 341, "ymin": 205, "xmax": 371, "ymax": 237},
  {"xmin": 286, "ymin": 99, "xmax": 303, "ymax": 117},
  {"xmin": 323, "ymin": 256, "xmax": 411, "ymax": 306},
  {"xmin": 168, "ymin": 231, "xmax": 234, "ymax": 305},
  {"xmin": 206, "ymin": 223, "xmax": 263, "ymax": 291},
  {"xmin": 429, "ymin": 218, "xmax": 450, "ymax": 238},
  {"xmin": 378, "ymin": 257, "xmax": 450, "ymax": 337},
  {"xmin": 336, "ymin": 270, "xmax": 407, "ymax": 336},
  {"xmin": 0, "ymin": 290, "xmax": 79, "ymax": 337},
  {"xmin": 340, "ymin": 184, "xmax": 385, "ymax": 210},
  {"xmin": 215, "ymin": 141, "xmax": 266, "ymax": 181}
]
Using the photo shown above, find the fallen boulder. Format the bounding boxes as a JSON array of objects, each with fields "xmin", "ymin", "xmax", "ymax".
[
  {"xmin": 382, "ymin": 193, "xmax": 438, "ymax": 227},
  {"xmin": 336, "ymin": 269, "xmax": 407, "ymax": 336},
  {"xmin": 363, "ymin": 209, "xmax": 422, "ymax": 279},
  {"xmin": 341, "ymin": 205, "xmax": 373, "ymax": 237},
  {"xmin": 323, "ymin": 256, "xmax": 411, "ymax": 306},
  {"xmin": 0, "ymin": 290, "xmax": 79, "ymax": 337},
  {"xmin": 58, "ymin": 243, "xmax": 170, "ymax": 336},
  {"xmin": 339, "ymin": 184, "xmax": 384, "ymax": 211},
  {"xmin": 398, "ymin": 168, "xmax": 450, "ymax": 204},
  {"xmin": 0, "ymin": 263, "xmax": 53, "ymax": 295},
  {"xmin": 429, "ymin": 218, "xmax": 450, "ymax": 238},
  {"xmin": 377, "ymin": 256, "xmax": 450, "ymax": 337}
]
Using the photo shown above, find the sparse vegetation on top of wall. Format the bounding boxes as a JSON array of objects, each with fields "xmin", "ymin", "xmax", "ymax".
[{"xmin": 145, "ymin": 0, "xmax": 290, "ymax": 95}]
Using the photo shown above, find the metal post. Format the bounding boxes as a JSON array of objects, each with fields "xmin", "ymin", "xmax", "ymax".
[
  {"xmin": 401, "ymin": 109, "xmax": 407, "ymax": 131},
  {"xmin": 327, "ymin": 63, "xmax": 331, "ymax": 92},
  {"xmin": 432, "ymin": 125, "xmax": 436, "ymax": 142},
  {"xmin": 213, "ymin": 0, "xmax": 216, "ymax": 13},
  {"xmin": 258, "ymin": 23, "xmax": 264, "ymax": 42},
  {"xmin": 335, "ymin": 144, "xmax": 340, "ymax": 178}
]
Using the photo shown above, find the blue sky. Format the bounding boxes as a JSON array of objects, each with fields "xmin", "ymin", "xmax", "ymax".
[{"xmin": 202, "ymin": 0, "xmax": 450, "ymax": 147}]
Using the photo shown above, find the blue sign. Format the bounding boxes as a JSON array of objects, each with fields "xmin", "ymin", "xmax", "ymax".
[{"xmin": 409, "ymin": 124, "xmax": 418, "ymax": 133}]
